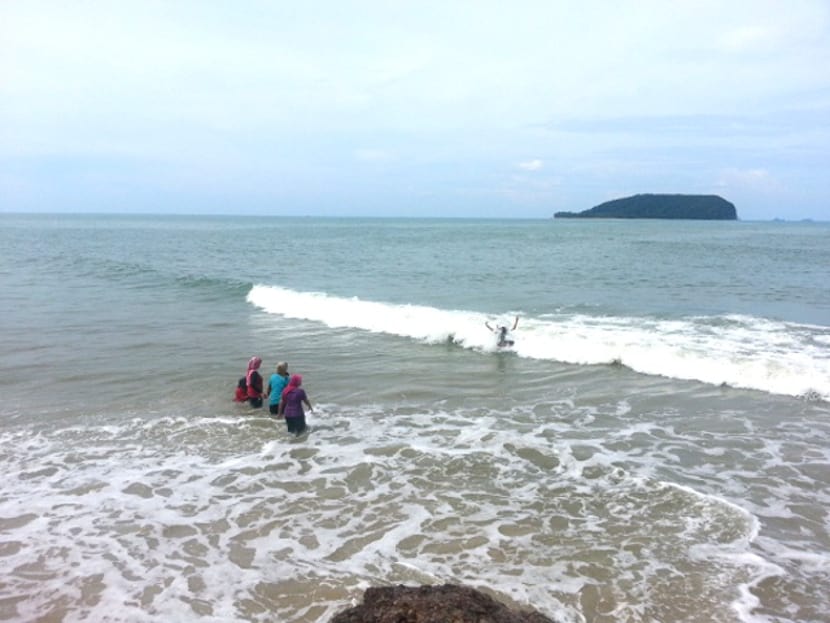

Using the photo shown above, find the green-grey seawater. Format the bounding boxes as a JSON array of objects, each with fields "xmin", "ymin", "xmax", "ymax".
[{"xmin": 1, "ymin": 214, "xmax": 828, "ymax": 622}]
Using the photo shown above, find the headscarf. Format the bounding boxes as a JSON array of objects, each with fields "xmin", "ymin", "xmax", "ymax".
[
  {"xmin": 246, "ymin": 356, "xmax": 262, "ymax": 385},
  {"xmin": 281, "ymin": 374, "xmax": 302, "ymax": 400}
]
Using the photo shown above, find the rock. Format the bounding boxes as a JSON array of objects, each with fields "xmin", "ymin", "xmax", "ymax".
[
  {"xmin": 329, "ymin": 584, "xmax": 557, "ymax": 623},
  {"xmin": 554, "ymin": 193, "xmax": 737, "ymax": 219}
]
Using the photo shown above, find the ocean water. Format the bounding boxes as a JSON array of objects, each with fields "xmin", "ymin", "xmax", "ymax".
[{"xmin": 0, "ymin": 213, "xmax": 829, "ymax": 623}]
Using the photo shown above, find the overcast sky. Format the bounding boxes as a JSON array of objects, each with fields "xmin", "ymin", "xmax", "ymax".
[{"xmin": 2, "ymin": 1, "xmax": 829, "ymax": 220}]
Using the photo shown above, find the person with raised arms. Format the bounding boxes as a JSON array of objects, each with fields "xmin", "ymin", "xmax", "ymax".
[{"xmin": 485, "ymin": 316, "xmax": 519, "ymax": 348}]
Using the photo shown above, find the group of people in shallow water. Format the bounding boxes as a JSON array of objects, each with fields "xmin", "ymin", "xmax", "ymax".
[
  {"xmin": 233, "ymin": 316, "xmax": 517, "ymax": 435},
  {"xmin": 235, "ymin": 356, "xmax": 313, "ymax": 436}
]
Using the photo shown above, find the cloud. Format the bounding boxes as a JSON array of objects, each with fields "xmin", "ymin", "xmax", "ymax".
[
  {"xmin": 719, "ymin": 25, "xmax": 776, "ymax": 52},
  {"xmin": 1, "ymin": 1, "xmax": 829, "ymax": 219},
  {"xmin": 354, "ymin": 148, "xmax": 393, "ymax": 162},
  {"xmin": 517, "ymin": 159, "xmax": 543, "ymax": 171},
  {"xmin": 716, "ymin": 167, "xmax": 781, "ymax": 192}
]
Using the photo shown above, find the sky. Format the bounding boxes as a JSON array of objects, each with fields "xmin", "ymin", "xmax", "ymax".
[{"xmin": 1, "ymin": 1, "xmax": 829, "ymax": 220}]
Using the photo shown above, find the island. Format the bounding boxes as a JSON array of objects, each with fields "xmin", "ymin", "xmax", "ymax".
[{"xmin": 554, "ymin": 194, "xmax": 737, "ymax": 220}]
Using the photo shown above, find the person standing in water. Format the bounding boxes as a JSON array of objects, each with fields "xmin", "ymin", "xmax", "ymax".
[
  {"xmin": 278, "ymin": 374, "xmax": 313, "ymax": 436},
  {"xmin": 485, "ymin": 316, "xmax": 519, "ymax": 347},
  {"xmin": 245, "ymin": 356, "xmax": 264, "ymax": 408},
  {"xmin": 266, "ymin": 362, "xmax": 290, "ymax": 416},
  {"xmin": 234, "ymin": 377, "xmax": 248, "ymax": 402}
]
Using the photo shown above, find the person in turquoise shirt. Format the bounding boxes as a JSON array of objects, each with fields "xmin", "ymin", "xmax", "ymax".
[{"xmin": 266, "ymin": 362, "xmax": 290, "ymax": 415}]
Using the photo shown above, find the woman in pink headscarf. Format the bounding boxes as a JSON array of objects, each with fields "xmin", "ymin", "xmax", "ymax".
[
  {"xmin": 245, "ymin": 356, "xmax": 264, "ymax": 408},
  {"xmin": 277, "ymin": 374, "xmax": 313, "ymax": 435}
]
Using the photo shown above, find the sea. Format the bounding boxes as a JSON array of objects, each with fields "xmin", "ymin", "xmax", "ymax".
[{"xmin": 1, "ymin": 213, "xmax": 829, "ymax": 623}]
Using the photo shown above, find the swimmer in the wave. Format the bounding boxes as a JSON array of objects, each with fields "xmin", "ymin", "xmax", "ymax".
[{"xmin": 485, "ymin": 316, "xmax": 518, "ymax": 348}]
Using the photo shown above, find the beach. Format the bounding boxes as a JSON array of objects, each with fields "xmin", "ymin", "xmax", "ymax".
[{"xmin": 1, "ymin": 214, "xmax": 829, "ymax": 623}]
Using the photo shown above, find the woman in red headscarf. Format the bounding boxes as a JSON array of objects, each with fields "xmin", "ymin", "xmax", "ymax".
[
  {"xmin": 278, "ymin": 374, "xmax": 313, "ymax": 435},
  {"xmin": 245, "ymin": 356, "xmax": 264, "ymax": 408}
]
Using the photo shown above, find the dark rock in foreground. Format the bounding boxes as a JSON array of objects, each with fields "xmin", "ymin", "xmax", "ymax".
[
  {"xmin": 555, "ymin": 193, "xmax": 737, "ymax": 220},
  {"xmin": 330, "ymin": 584, "xmax": 557, "ymax": 623}
]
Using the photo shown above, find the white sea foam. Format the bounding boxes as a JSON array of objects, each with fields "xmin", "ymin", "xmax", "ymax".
[
  {"xmin": 4, "ymin": 396, "xmax": 809, "ymax": 623},
  {"xmin": 4, "ymin": 319, "xmax": 830, "ymax": 623},
  {"xmin": 247, "ymin": 285, "xmax": 830, "ymax": 401}
]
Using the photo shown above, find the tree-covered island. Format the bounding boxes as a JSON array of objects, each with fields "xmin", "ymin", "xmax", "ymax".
[{"xmin": 555, "ymin": 194, "xmax": 737, "ymax": 220}]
